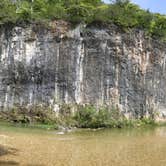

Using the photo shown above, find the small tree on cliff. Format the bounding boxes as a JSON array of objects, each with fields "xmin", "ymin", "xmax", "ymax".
[{"xmin": 0, "ymin": 0, "xmax": 17, "ymax": 25}]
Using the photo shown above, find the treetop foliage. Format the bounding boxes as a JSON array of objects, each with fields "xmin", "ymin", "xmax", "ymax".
[{"xmin": 0, "ymin": 0, "xmax": 166, "ymax": 41}]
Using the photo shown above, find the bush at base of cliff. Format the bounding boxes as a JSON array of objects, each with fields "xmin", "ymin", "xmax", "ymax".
[
  {"xmin": 73, "ymin": 105, "xmax": 130, "ymax": 128},
  {"xmin": 56, "ymin": 104, "xmax": 77, "ymax": 128},
  {"xmin": 0, "ymin": 104, "xmax": 156, "ymax": 129},
  {"xmin": 0, "ymin": 105, "xmax": 58, "ymax": 125}
]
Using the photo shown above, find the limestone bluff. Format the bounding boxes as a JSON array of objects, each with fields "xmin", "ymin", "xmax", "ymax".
[{"xmin": 0, "ymin": 21, "xmax": 166, "ymax": 120}]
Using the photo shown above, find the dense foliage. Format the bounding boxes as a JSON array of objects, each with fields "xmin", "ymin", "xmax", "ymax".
[
  {"xmin": 0, "ymin": 0, "xmax": 166, "ymax": 41},
  {"xmin": 0, "ymin": 104, "xmax": 155, "ymax": 129}
]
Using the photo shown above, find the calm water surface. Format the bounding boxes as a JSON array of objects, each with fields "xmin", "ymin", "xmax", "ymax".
[{"xmin": 0, "ymin": 124, "xmax": 166, "ymax": 166}]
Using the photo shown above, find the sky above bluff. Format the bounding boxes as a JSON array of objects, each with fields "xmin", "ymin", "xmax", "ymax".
[{"xmin": 103, "ymin": 0, "xmax": 166, "ymax": 14}]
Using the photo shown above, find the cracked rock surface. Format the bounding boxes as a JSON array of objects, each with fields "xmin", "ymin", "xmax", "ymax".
[{"xmin": 0, "ymin": 23, "xmax": 166, "ymax": 119}]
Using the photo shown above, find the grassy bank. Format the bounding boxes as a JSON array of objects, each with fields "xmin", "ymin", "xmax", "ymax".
[{"xmin": 0, "ymin": 104, "xmax": 158, "ymax": 130}]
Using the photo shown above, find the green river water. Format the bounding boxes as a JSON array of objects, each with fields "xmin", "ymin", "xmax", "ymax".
[{"xmin": 0, "ymin": 124, "xmax": 166, "ymax": 166}]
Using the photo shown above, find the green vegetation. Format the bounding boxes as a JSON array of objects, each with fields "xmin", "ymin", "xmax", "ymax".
[
  {"xmin": 74, "ymin": 105, "xmax": 125, "ymax": 128},
  {"xmin": 0, "ymin": 105, "xmax": 57, "ymax": 125},
  {"xmin": 73, "ymin": 105, "xmax": 155, "ymax": 128},
  {"xmin": 0, "ymin": 104, "xmax": 156, "ymax": 130},
  {"xmin": 0, "ymin": 0, "xmax": 17, "ymax": 25},
  {"xmin": 0, "ymin": 0, "xmax": 166, "ymax": 41}
]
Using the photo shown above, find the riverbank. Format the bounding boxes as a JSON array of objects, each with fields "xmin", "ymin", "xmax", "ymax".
[{"xmin": 0, "ymin": 105, "xmax": 161, "ymax": 131}]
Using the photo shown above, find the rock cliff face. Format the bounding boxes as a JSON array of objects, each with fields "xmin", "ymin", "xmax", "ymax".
[{"xmin": 0, "ymin": 22, "xmax": 166, "ymax": 119}]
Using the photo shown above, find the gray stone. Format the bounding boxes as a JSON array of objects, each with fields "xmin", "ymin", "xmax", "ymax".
[{"xmin": 0, "ymin": 23, "xmax": 166, "ymax": 119}]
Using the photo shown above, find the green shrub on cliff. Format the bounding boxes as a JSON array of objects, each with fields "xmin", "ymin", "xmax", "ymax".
[
  {"xmin": 107, "ymin": 1, "xmax": 140, "ymax": 29},
  {"xmin": 151, "ymin": 14, "xmax": 166, "ymax": 40},
  {"xmin": 0, "ymin": 0, "xmax": 17, "ymax": 25},
  {"xmin": 16, "ymin": 1, "xmax": 32, "ymax": 22},
  {"xmin": 66, "ymin": 4, "xmax": 94, "ymax": 23},
  {"xmin": 46, "ymin": 3, "xmax": 66, "ymax": 20}
]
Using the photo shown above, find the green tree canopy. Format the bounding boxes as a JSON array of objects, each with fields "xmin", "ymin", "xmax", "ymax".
[{"xmin": 0, "ymin": 0, "xmax": 165, "ymax": 41}]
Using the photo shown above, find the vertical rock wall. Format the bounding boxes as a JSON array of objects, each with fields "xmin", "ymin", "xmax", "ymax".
[{"xmin": 0, "ymin": 23, "xmax": 166, "ymax": 119}]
